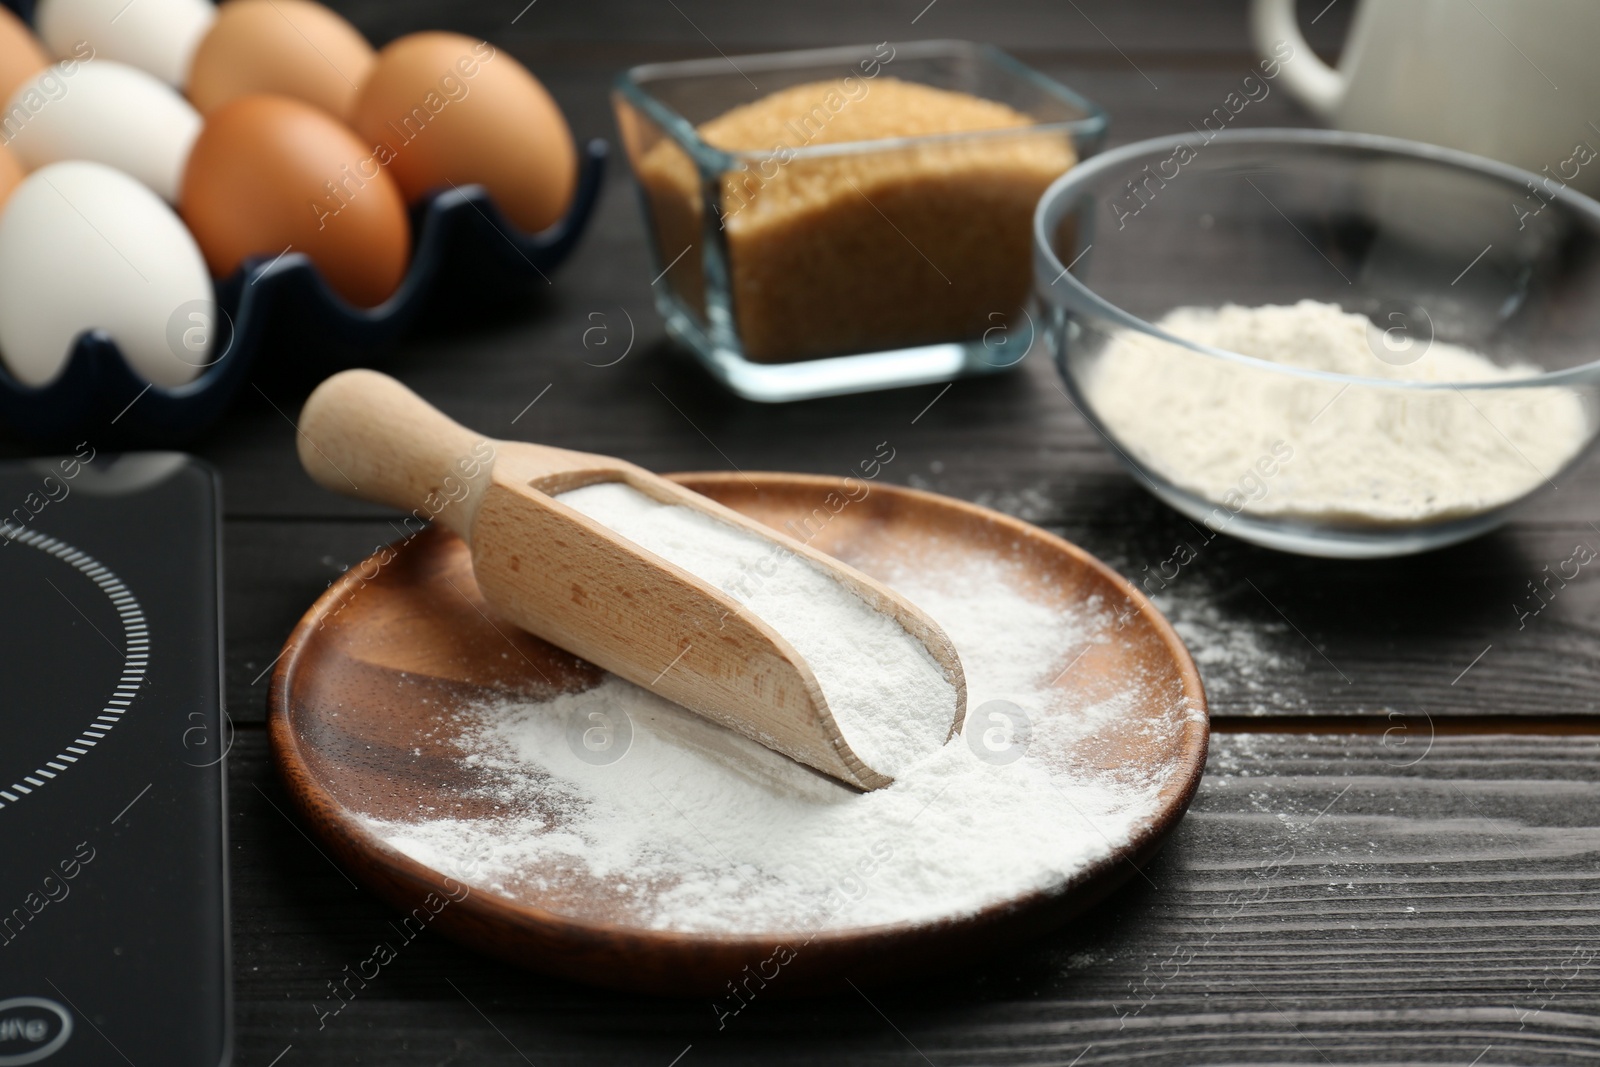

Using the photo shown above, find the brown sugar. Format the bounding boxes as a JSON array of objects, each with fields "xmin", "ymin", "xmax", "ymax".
[{"xmin": 632, "ymin": 78, "xmax": 1078, "ymax": 364}]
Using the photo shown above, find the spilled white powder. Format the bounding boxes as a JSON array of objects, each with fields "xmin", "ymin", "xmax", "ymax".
[
  {"xmin": 553, "ymin": 481, "xmax": 955, "ymax": 779},
  {"xmin": 362, "ymin": 555, "xmax": 1189, "ymax": 934},
  {"xmin": 1085, "ymin": 301, "xmax": 1591, "ymax": 525}
]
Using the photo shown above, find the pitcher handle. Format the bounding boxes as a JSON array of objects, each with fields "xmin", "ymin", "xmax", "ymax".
[{"xmin": 1250, "ymin": 0, "xmax": 1346, "ymax": 119}]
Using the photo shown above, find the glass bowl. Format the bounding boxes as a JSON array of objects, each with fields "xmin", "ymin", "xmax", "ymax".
[
  {"xmin": 614, "ymin": 40, "xmax": 1107, "ymax": 402},
  {"xmin": 1034, "ymin": 129, "xmax": 1600, "ymax": 558}
]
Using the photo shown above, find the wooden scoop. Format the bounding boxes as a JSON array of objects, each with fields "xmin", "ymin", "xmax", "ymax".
[{"xmin": 295, "ymin": 370, "xmax": 966, "ymax": 790}]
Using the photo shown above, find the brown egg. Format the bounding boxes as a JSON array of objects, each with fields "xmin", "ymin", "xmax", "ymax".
[
  {"xmin": 0, "ymin": 141, "xmax": 22, "ymax": 207},
  {"xmin": 0, "ymin": 6, "xmax": 50, "ymax": 106},
  {"xmin": 186, "ymin": 0, "xmax": 375, "ymax": 121},
  {"xmin": 351, "ymin": 32, "xmax": 575, "ymax": 234},
  {"xmin": 179, "ymin": 94, "xmax": 409, "ymax": 307}
]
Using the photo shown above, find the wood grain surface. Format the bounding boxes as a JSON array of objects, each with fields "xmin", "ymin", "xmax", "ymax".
[
  {"xmin": 232, "ymin": 730, "xmax": 1600, "ymax": 1065},
  {"xmin": 2, "ymin": 0, "xmax": 1596, "ymax": 1061}
]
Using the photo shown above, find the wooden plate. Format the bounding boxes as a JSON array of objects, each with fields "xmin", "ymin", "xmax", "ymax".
[{"xmin": 268, "ymin": 474, "xmax": 1208, "ymax": 995}]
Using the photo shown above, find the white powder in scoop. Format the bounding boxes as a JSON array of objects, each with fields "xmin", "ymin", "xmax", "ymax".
[
  {"xmin": 362, "ymin": 556, "xmax": 1190, "ymax": 934},
  {"xmin": 553, "ymin": 481, "xmax": 955, "ymax": 779},
  {"xmin": 1085, "ymin": 301, "xmax": 1591, "ymax": 525}
]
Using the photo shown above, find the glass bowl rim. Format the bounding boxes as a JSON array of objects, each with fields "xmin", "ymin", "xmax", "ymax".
[
  {"xmin": 613, "ymin": 39, "xmax": 1109, "ymax": 172},
  {"xmin": 1033, "ymin": 127, "xmax": 1600, "ymax": 392}
]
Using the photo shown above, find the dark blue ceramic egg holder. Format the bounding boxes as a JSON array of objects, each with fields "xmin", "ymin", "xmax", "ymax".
[{"xmin": 0, "ymin": 139, "xmax": 606, "ymax": 446}]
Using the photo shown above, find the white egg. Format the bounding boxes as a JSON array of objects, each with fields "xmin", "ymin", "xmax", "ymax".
[
  {"xmin": 4, "ymin": 59, "xmax": 201, "ymax": 202},
  {"xmin": 35, "ymin": 0, "xmax": 216, "ymax": 87},
  {"xmin": 0, "ymin": 161, "xmax": 214, "ymax": 388}
]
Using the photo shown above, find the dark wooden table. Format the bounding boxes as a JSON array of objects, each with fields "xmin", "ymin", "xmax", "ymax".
[{"xmin": 17, "ymin": 1, "xmax": 1600, "ymax": 1062}]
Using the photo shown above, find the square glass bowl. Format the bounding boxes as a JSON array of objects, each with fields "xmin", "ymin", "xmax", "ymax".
[{"xmin": 613, "ymin": 41, "xmax": 1107, "ymax": 401}]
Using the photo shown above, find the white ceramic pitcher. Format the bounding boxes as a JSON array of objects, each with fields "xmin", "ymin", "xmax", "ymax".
[{"xmin": 1250, "ymin": 0, "xmax": 1600, "ymax": 196}]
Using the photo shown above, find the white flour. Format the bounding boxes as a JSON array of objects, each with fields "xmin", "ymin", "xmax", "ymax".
[
  {"xmin": 362, "ymin": 555, "xmax": 1189, "ymax": 934},
  {"xmin": 553, "ymin": 481, "xmax": 955, "ymax": 778},
  {"xmin": 1085, "ymin": 301, "xmax": 1591, "ymax": 525}
]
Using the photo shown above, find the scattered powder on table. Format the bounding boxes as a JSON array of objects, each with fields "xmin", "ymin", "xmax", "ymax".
[
  {"xmin": 362, "ymin": 554, "xmax": 1188, "ymax": 934},
  {"xmin": 1084, "ymin": 300, "xmax": 1591, "ymax": 525},
  {"xmin": 556, "ymin": 481, "xmax": 954, "ymax": 778}
]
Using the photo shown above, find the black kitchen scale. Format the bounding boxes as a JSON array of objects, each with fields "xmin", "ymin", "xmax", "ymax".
[{"xmin": 0, "ymin": 454, "xmax": 229, "ymax": 1066}]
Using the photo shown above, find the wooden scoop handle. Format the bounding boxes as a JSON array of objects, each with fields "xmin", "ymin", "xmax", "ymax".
[
  {"xmin": 296, "ymin": 370, "xmax": 494, "ymax": 539},
  {"xmin": 297, "ymin": 370, "xmax": 612, "ymax": 542}
]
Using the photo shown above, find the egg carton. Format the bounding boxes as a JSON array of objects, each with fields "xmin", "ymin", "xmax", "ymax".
[{"xmin": 0, "ymin": 139, "xmax": 606, "ymax": 446}]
